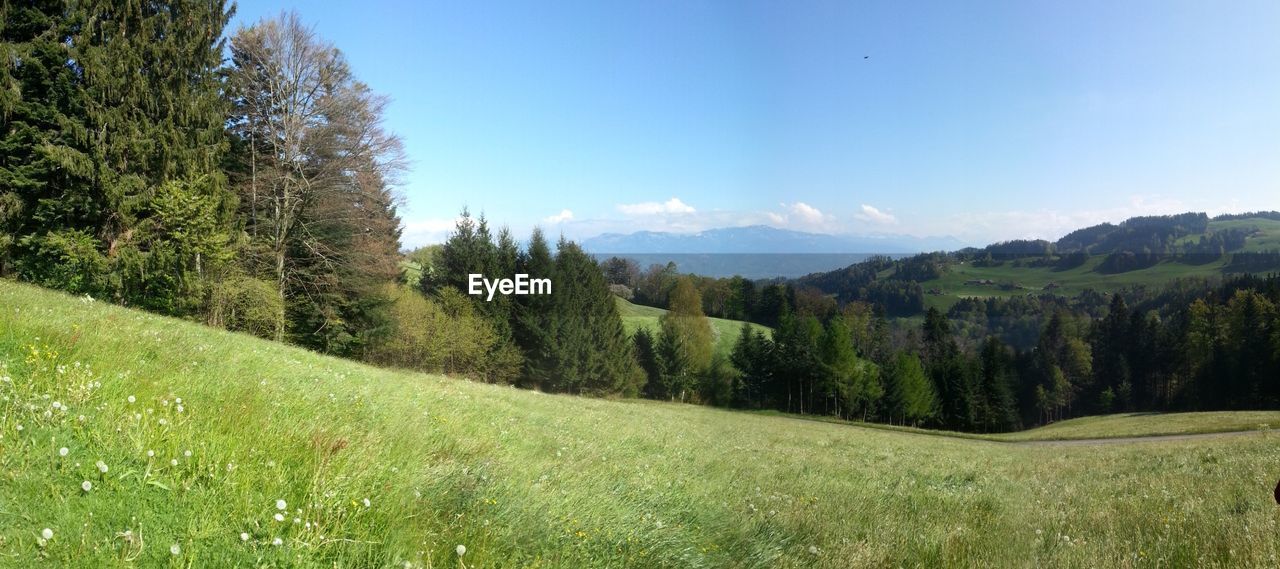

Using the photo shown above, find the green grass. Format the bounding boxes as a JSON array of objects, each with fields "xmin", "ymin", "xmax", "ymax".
[
  {"xmin": 1211, "ymin": 218, "xmax": 1280, "ymax": 252},
  {"xmin": 919, "ymin": 216, "xmax": 1280, "ymax": 311},
  {"xmin": 991, "ymin": 411, "xmax": 1280, "ymax": 441},
  {"xmin": 2, "ymin": 280, "xmax": 1279, "ymax": 567},
  {"xmin": 750, "ymin": 410, "xmax": 1280, "ymax": 443},
  {"xmin": 616, "ymin": 297, "xmax": 770, "ymax": 357}
]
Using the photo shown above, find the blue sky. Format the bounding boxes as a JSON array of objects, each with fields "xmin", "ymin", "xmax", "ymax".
[{"xmin": 229, "ymin": 0, "xmax": 1280, "ymax": 247}]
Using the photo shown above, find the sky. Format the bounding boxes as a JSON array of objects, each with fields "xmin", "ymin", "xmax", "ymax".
[{"xmin": 228, "ymin": 0, "xmax": 1280, "ymax": 248}]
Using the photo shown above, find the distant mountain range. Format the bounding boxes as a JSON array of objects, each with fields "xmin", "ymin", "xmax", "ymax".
[{"xmin": 580, "ymin": 225, "xmax": 965, "ymax": 255}]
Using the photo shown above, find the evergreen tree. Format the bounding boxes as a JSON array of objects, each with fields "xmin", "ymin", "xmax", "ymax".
[
  {"xmin": 819, "ymin": 317, "xmax": 882, "ymax": 419},
  {"xmin": 544, "ymin": 240, "xmax": 638, "ymax": 394},
  {"xmin": 513, "ymin": 227, "xmax": 556, "ymax": 388},
  {"xmin": 2, "ymin": 0, "xmax": 235, "ymax": 313},
  {"xmin": 886, "ymin": 352, "xmax": 936, "ymax": 426},
  {"xmin": 976, "ymin": 337, "xmax": 1018, "ymax": 432}
]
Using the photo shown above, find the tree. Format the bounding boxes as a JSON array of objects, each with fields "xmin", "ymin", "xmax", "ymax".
[
  {"xmin": 730, "ymin": 323, "xmax": 774, "ymax": 408},
  {"xmin": 819, "ymin": 317, "xmax": 882, "ymax": 419},
  {"xmin": 657, "ymin": 277, "xmax": 714, "ymax": 401},
  {"xmin": 513, "ymin": 227, "xmax": 556, "ymax": 388},
  {"xmin": 227, "ymin": 12, "xmax": 405, "ymax": 347},
  {"xmin": 886, "ymin": 352, "xmax": 936, "ymax": 426},
  {"xmin": 975, "ymin": 337, "xmax": 1018, "ymax": 432},
  {"xmin": 543, "ymin": 240, "xmax": 639, "ymax": 394},
  {"xmin": 2, "ymin": 0, "xmax": 235, "ymax": 313}
]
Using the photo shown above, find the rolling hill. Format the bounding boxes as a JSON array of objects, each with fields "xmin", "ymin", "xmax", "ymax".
[
  {"xmin": 1, "ymin": 280, "xmax": 1278, "ymax": 567},
  {"xmin": 800, "ymin": 213, "xmax": 1280, "ymax": 313},
  {"xmin": 616, "ymin": 297, "xmax": 770, "ymax": 356}
]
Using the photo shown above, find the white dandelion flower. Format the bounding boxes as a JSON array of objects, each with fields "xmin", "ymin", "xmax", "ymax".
[
  {"xmin": 127, "ymin": 395, "xmax": 136, "ymax": 403},
  {"xmin": 59, "ymin": 447, "xmax": 69, "ymax": 457},
  {"xmin": 158, "ymin": 418, "xmax": 167, "ymax": 426},
  {"xmin": 362, "ymin": 498, "xmax": 370, "ymax": 508},
  {"xmin": 81, "ymin": 480, "xmax": 92, "ymax": 492},
  {"xmin": 41, "ymin": 528, "xmax": 54, "ymax": 540},
  {"xmin": 78, "ymin": 415, "xmax": 86, "ymax": 422},
  {"xmin": 240, "ymin": 532, "xmax": 249, "ymax": 541},
  {"xmin": 176, "ymin": 405, "xmax": 184, "ymax": 413},
  {"xmin": 274, "ymin": 513, "xmax": 284, "ymax": 522},
  {"xmin": 808, "ymin": 545, "xmax": 819, "ymax": 555},
  {"xmin": 293, "ymin": 518, "xmax": 300, "ymax": 524},
  {"xmin": 456, "ymin": 544, "xmax": 466, "ymax": 556},
  {"xmin": 184, "ymin": 450, "xmax": 192, "ymax": 457},
  {"xmin": 276, "ymin": 499, "xmax": 287, "ymax": 510},
  {"xmin": 170, "ymin": 543, "xmax": 181, "ymax": 555},
  {"xmin": 15, "ymin": 424, "xmax": 22, "ymax": 432},
  {"xmin": 170, "ymin": 459, "xmax": 178, "ymax": 466},
  {"xmin": 96, "ymin": 460, "xmax": 109, "ymax": 473},
  {"xmin": 146, "ymin": 450, "xmax": 154, "ymax": 457},
  {"xmin": 272, "ymin": 537, "xmax": 283, "ymax": 546}
]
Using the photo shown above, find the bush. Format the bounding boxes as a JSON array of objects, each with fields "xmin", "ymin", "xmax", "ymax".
[
  {"xmin": 208, "ymin": 274, "xmax": 284, "ymax": 339},
  {"xmin": 366, "ymin": 285, "xmax": 520, "ymax": 382},
  {"xmin": 16, "ymin": 230, "xmax": 109, "ymax": 296}
]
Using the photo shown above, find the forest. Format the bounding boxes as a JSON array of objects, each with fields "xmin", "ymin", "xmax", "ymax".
[{"xmin": 2, "ymin": 2, "xmax": 1278, "ymax": 435}]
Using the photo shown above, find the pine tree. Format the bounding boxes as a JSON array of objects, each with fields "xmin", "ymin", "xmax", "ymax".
[
  {"xmin": 512, "ymin": 228, "xmax": 556, "ymax": 388},
  {"xmin": 976, "ymin": 337, "xmax": 1018, "ymax": 432},
  {"xmin": 819, "ymin": 317, "xmax": 882, "ymax": 420},
  {"xmin": 886, "ymin": 352, "xmax": 936, "ymax": 426},
  {"xmin": 543, "ymin": 240, "xmax": 637, "ymax": 394},
  {"xmin": 2, "ymin": 1, "xmax": 235, "ymax": 312}
]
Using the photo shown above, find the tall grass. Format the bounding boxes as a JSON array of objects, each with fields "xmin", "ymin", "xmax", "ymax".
[{"xmin": 1, "ymin": 280, "xmax": 1277, "ymax": 567}]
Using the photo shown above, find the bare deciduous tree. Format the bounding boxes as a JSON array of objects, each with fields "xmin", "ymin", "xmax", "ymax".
[{"xmin": 227, "ymin": 12, "xmax": 405, "ymax": 343}]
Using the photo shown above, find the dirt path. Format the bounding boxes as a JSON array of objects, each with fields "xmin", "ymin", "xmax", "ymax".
[{"xmin": 1009, "ymin": 429, "xmax": 1269, "ymax": 447}]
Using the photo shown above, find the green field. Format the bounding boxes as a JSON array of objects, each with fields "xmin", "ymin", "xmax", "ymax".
[
  {"xmin": 916, "ymin": 216, "xmax": 1280, "ymax": 312},
  {"xmin": 2, "ymin": 280, "xmax": 1279, "ymax": 567},
  {"xmin": 616, "ymin": 297, "xmax": 770, "ymax": 356},
  {"xmin": 769, "ymin": 410, "xmax": 1280, "ymax": 443},
  {"xmin": 993, "ymin": 411, "xmax": 1280, "ymax": 441}
]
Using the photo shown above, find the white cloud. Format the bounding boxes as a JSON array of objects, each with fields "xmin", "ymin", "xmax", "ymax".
[
  {"xmin": 919, "ymin": 194, "xmax": 1197, "ymax": 245},
  {"xmin": 400, "ymin": 217, "xmax": 464, "ymax": 248},
  {"xmin": 856, "ymin": 204, "xmax": 897, "ymax": 225},
  {"xmin": 543, "ymin": 209, "xmax": 574, "ymax": 224},
  {"xmin": 790, "ymin": 202, "xmax": 826, "ymax": 224},
  {"xmin": 617, "ymin": 197, "xmax": 696, "ymax": 215},
  {"xmin": 763, "ymin": 202, "xmax": 836, "ymax": 231}
]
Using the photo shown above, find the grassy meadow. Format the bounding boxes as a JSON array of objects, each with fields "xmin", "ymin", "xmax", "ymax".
[
  {"xmin": 1, "ymin": 280, "xmax": 1279, "ymax": 567},
  {"xmin": 616, "ymin": 297, "xmax": 770, "ymax": 357},
  {"xmin": 914, "ymin": 216, "xmax": 1280, "ymax": 311}
]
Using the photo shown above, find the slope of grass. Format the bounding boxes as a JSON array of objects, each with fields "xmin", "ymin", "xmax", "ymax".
[
  {"xmin": 749, "ymin": 410, "xmax": 1280, "ymax": 443},
  {"xmin": 616, "ymin": 297, "xmax": 770, "ymax": 356},
  {"xmin": 1, "ymin": 280, "xmax": 1279, "ymax": 567},
  {"xmin": 992, "ymin": 411, "xmax": 1280, "ymax": 441},
  {"xmin": 1211, "ymin": 218, "xmax": 1280, "ymax": 252},
  {"xmin": 919, "ymin": 216, "xmax": 1280, "ymax": 311}
]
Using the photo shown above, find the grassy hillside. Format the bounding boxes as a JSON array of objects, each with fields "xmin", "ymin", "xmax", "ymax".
[
  {"xmin": 616, "ymin": 297, "xmax": 771, "ymax": 356},
  {"xmin": 2, "ymin": 280, "xmax": 1279, "ymax": 567},
  {"xmin": 994, "ymin": 411, "xmax": 1280, "ymax": 441},
  {"xmin": 918, "ymin": 216, "xmax": 1280, "ymax": 311},
  {"xmin": 767, "ymin": 410, "xmax": 1280, "ymax": 443}
]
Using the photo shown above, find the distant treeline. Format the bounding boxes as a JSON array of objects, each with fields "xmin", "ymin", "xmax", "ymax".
[{"xmin": 733, "ymin": 274, "xmax": 1280, "ymax": 430}]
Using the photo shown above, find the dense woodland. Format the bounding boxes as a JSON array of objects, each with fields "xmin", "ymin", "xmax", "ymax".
[{"xmin": 2, "ymin": 3, "xmax": 1278, "ymax": 433}]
